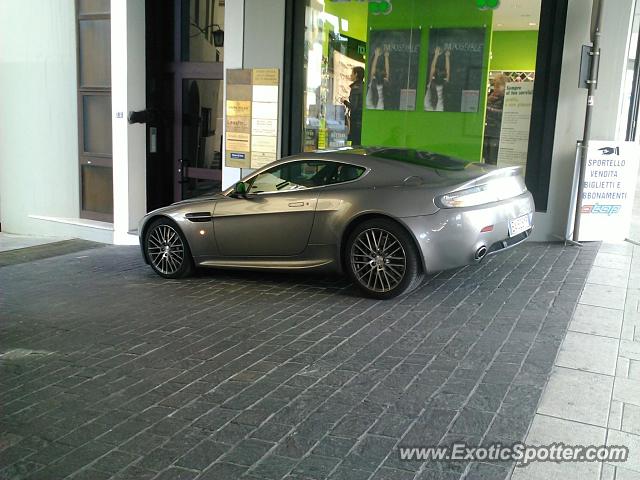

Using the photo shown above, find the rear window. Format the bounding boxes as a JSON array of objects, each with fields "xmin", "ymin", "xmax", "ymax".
[{"xmin": 368, "ymin": 148, "xmax": 469, "ymax": 171}]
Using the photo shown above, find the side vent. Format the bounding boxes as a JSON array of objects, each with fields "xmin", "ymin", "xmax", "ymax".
[{"xmin": 185, "ymin": 212, "xmax": 213, "ymax": 222}]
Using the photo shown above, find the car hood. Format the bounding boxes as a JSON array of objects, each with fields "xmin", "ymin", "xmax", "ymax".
[{"xmin": 170, "ymin": 193, "xmax": 227, "ymax": 206}]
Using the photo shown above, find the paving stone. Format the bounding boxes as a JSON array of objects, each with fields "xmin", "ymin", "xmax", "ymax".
[
  {"xmin": 293, "ymin": 454, "xmax": 341, "ymax": 478},
  {"xmin": 0, "ymin": 243, "xmax": 597, "ymax": 480},
  {"xmin": 449, "ymin": 408, "xmax": 493, "ymax": 437},
  {"xmin": 197, "ymin": 462, "xmax": 248, "ymax": 479},
  {"xmin": 222, "ymin": 438, "xmax": 273, "ymax": 466},
  {"xmin": 510, "ymin": 415, "xmax": 605, "ymax": 480},
  {"xmin": 249, "ymin": 454, "xmax": 298, "ymax": 479},
  {"xmin": 622, "ymin": 403, "xmax": 640, "ymax": 435},
  {"xmin": 554, "ymin": 331, "xmax": 619, "ymax": 375},
  {"xmin": 537, "ymin": 367, "xmax": 612, "ymax": 427},
  {"xmin": 175, "ymin": 440, "xmax": 227, "ymax": 471},
  {"xmin": 606, "ymin": 429, "xmax": 640, "ymax": 472},
  {"xmin": 153, "ymin": 466, "xmax": 199, "ymax": 480},
  {"xmin": 343, "ymin": 435, "xmax": 397, "ymax": 472},
  {"xmin": 614, "ymin": 377, "xmax": 640, "ymax": 407},
  {"xmin": 579, "ymin": 283, "xmax": 626, "ymax": 310},
  {"xmin": 370, "ymin": 466, "xmax": 416, "ymax": 479},
  {"xmin": 91, "ymin": 449, "xmax": 140, "ymax": 474},
  {"xmin": 312, "ymin": 435, "xmax": 357, "ymax": 458}
]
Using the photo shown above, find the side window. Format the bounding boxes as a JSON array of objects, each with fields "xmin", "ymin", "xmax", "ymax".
[
  {"xmin": 248, "ymin": 161, "xmax": 365, "ymax": 193},
  {"xmin": 329, "ymin": 164, "xmax": 366, "ymax": 184}
]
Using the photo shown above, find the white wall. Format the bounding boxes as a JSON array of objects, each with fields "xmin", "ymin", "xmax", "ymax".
[
  {"xmin": 222, "ymin": 0, "xmax": 286, "ymax": 189},
  {"xmin": 532, "ymin": 0, "xmax": 636, "ymax": 240},
  {"xmin": 112, "ymin": 0, "xmax": 146, "ymax": 244},
  {"xmin": 591, "ymin": 0, "xmax": 635, "ymax": 141},
  {"xmin": 222, "ymin": 1, "xmax": 244, "ymax": 189},
  {"xmin": 0, "ymin": 0, "xmax": 80, "ymax": 235}
]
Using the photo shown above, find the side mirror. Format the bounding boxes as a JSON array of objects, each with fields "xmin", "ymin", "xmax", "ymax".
[{"xmin": 233, "ymin": 181, "xmax": 248, "ymax": 197}]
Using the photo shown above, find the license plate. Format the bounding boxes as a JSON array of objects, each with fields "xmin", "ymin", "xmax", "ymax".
[{"xmin": 509, "ymin": 214, "xmax": 531, "ymax": 237}]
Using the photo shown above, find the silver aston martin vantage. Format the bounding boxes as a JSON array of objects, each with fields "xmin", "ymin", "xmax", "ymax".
[{"xmin": 139, "ymin": 147, "xmax": 534, "ymax": 299}]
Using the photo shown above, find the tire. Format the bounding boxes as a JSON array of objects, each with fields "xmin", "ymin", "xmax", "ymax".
[
  {"xmin": 345, "ymin": 218, "xmax": 424, "ymax": 299},
  {"xmin": 144, "ymin": 218, "xmax": 195, "ymax": 279}
]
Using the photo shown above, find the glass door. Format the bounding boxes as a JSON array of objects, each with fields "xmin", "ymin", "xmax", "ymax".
[{"xmin": 172, "ymin": 0, "xmax": 224, "ymax": 201}]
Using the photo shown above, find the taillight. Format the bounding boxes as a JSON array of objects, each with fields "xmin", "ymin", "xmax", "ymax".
[{"xmin": 435, "ymin": 171, "xmax": 526, "ymax": 208}]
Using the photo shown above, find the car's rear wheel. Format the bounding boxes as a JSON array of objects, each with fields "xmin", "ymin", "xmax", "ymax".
[
  {"xmin": 346, "ymin": 219, "xmax": 423, "ymax": 299},
  {"xmin": 144, "ymin": 218, "xmax": 194, "ymax": 279}
]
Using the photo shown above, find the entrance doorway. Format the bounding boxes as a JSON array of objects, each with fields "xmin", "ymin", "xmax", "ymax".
[{"xmin": 145, "ymin": 0, "xmax": 225, "ymax": 211}]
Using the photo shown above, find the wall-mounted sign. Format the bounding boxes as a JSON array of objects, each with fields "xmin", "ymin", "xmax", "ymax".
[
  {"xmin": 226, "ymin": 101, "xmax": 251, "ymax": 117},
  {"xmin": 577, "ymin": 141, "xmax": 639, "ymax": 241},
  {"xmin": 252, "ymin": 118, "xmax": 278, "ymax": 137},
  {"xmin": 497, "ymin": 82, "xmax": 534, "ymax": 168},
  {"xmin": 225, "ymin": 68, "xmax": 280, "ymax": 169}
]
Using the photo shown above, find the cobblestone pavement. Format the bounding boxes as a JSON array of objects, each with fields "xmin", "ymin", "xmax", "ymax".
[{"xmin": 0, "ymin": 242, "xmax": 598, "ymax": 480}]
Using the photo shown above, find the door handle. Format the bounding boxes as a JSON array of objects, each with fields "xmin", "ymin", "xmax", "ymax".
[
  {"xmin": 178, "ymin": 159, "xmax": 189, "ymax": 184},
  {"xmin": 288, "ymin": 201, "xmax": 305, "ymax": 207}
]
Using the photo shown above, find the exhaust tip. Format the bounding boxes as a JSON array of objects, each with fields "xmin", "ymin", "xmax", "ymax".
[{"xmin": 474, "ymin": 246, "xmax": 488, "ymax": 261}]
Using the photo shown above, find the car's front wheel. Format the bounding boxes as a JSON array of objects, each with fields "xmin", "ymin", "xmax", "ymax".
[
  {"xmin": 345, "ymin": 219, "xmax": 423, "ymax": 299},
  {"xmin": 144, "ymin": 218, "xmax": 194, "ymax": 279}
]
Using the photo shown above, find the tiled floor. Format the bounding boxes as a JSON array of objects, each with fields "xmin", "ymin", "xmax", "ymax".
[
  {"xmin": 0, "ymin": 242, "xmax": 597, "ymax": 480},
  {"xmin": 512, "ymin": 241, "xmax": 640, "ymax": 480}
]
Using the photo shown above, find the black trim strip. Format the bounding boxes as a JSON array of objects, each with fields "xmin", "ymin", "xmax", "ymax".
[
  {"xmin": 525, "ymin": 0, "xmax": 569, "ymax": 212},
  {"xmin": 185, "ymin": 212, "xmax": 213, "ymax": 222}
]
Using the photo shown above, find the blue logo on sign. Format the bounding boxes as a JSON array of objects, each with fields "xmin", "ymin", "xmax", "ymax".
[{"xmin": 230, "ymin": 153, "xmax": 246, "ymax": 159}]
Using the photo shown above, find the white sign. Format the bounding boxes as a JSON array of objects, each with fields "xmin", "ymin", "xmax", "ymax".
[
  {"xmin": 252, "ymin": 118, "xmax": 278, "ymax": 137},
  {"xmin": 252, "ymin": 101, "xmax": 278, "ymax": 120},
  {"xmin": 577, "ymin": 141, "xmax": 640, "ymax": 241},
  {"xmin": 497, "ymin": 82, "xmax": 534, "ymax": 168},
  {"xmin": 332, "ymin": 51, "xmax": 365, "ymax": 106},
  {"xmin": 460, "ymin": 90, "xmax": 480, "ymax": 113}
]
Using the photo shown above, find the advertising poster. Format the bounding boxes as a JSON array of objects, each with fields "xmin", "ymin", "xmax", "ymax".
[
  {"xmin": 424, "ymin": 28, "xmax": 486, "ymax": 113},
  {"xmin": 366, "ymin": 29, "xmax": 420, "ymax": 111},
  {"xmin": 497, "ymin": 82, "xmax": 534, "ymax": 168},
  {"xmin": 577, "ymin": 141, "xmax": 640, "ymax": 241}
]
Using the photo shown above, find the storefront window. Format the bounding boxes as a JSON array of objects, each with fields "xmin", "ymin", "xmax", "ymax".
[{"xmin": 299, "ymin": 0, "xmax": 541, "ymax": 170}]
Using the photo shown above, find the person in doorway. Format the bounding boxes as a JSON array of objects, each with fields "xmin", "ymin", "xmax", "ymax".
[
  {"xmin": 366, "ymin": 47, "xmax": 390, "ymax": 110},
  {"xmin": 343, "ymin": 66, "xmax": 364, "ymax": 145},
  {"xmin": 424, "ymin": 47, "xmax": 450, "ymax": 111},
  {"xmin": 483, "ymin": 74, "xmax": 507, "ymax": 165}
]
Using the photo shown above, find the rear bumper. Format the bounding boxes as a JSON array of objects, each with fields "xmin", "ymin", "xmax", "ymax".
[{"xmin": 401, "ymin": 191, "xmax": 534, "ymax": 274}]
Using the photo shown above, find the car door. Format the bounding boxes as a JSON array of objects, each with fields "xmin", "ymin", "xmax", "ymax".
[{"xmin": 213, "ymin": 160, "xmax": 331, "ymax": 257}]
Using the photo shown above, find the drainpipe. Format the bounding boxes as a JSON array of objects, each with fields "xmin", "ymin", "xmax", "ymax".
[{"xmin": 572, "ymin": 0, "xmax": 605, "ymax": 242}]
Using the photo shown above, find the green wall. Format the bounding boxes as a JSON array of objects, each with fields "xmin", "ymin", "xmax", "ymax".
[
  {"xmin": 360, "ymin": 0, "xmax": 493, "ymax": 162},
  {"xmin": 324, "ymin": 1, "xmax": 368, "ymax": 42},
  {"xmin": 490, "ymin": 30, "xmax": 538, "ymax": 71}
]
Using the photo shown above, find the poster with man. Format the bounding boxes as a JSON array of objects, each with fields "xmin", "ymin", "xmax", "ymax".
[
  {"xmin": 424, "ymin": 28, "xmax": 486, "ymax": 113},
  {"xmin": 366, "ymin": 29, "xmax": 420, "ymax": 111}
]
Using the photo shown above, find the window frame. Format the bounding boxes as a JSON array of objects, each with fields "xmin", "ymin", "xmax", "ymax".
[
  {"xmin": 225, "ymin": 159, "xmax": 370, "ymax": 197},
  {"xmin": 282, "ymin": 0, "xmax": 569, "ymax": 213},
  {"xmin": 76, "ymin": 1, "xmax": 113, "ymax": 222}
]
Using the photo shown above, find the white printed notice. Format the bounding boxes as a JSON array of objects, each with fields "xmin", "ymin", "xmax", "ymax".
[
  {"xmin": 577, "ymin": 141, "xmax": 640, "ymax": 241},
  {"xmin": 497, "ymin": 82, "xmax": 534, "ymax": 169}
]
